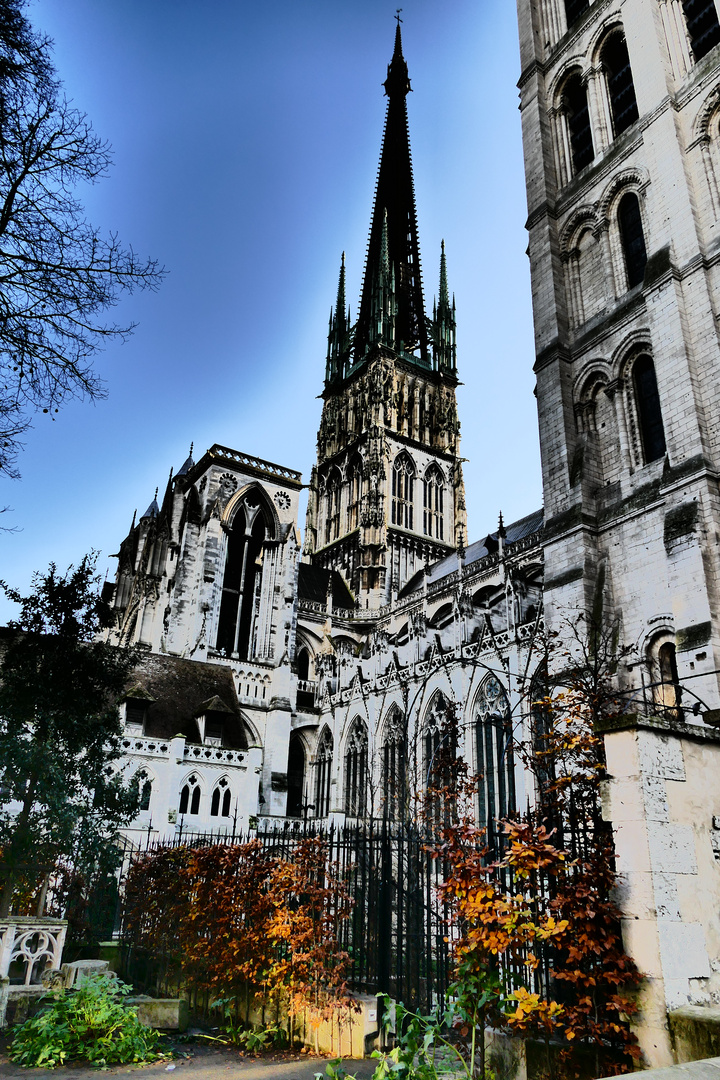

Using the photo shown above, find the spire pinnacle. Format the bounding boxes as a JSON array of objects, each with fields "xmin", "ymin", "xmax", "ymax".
[
  {"xmin": 355, "ymin": 21, "xmax": 427, "ymax": 366},
  {"xmin": 431, "ymin": 239, "xmax": 456, "ymax": 373},
  {"xmin": 326, "ymin": 252, "xmax": 351, "ymax": 384}
]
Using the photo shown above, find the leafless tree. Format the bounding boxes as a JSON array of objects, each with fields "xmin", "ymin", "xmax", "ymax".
[{"xmin": 0, "ymin": 0, "xmax": 164, "ymax": 478}]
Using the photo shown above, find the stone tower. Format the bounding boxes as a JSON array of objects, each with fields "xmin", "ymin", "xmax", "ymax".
[
  {"xmin": 303, "ymin": 23, "xmax": 467, "ymax": 611},
  {"xmin": 516, "ymin": 0, "xmax": 720, "ymax": 705},
  {"xmin": 516, "ymin": 0, "xmax": 720, "ymax": 1060}
]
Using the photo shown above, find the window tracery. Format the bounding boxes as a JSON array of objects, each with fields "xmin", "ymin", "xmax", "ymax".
[
  {"xmin": 216, "ymin": 489, "xmax": 269, "ymax": 659},
  {"xmin": 210, "ymin": 777, "xmax": 231, "ymax": 817},
  {"xmin": 423, "ymin": 464, "xmax": 445, "ymax": 541},
  {"xmin": 392, "ymin": 453, "xmax": 415, "ymax": 531},
  {"xmin": 474, "ymin": 677, "xmax": 515, "ymax": 853},
  {"xmin": 344, "ymin": 717, "xmax": 368, "ymax": 817},
  {"xmin": 382, "ymin": 706, "xmax": 406, "ymax": 821},
  {"xmin": 179, "ymin": 774, "xmax": 201, "ymax": 816},
  {"xmin": 315, "ymin": 727, "xmax": 333, "ymax": 818}
]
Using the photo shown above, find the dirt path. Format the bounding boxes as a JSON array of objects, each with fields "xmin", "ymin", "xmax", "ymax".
[{"xmin": 0, "ymin": 1043, "xmax": 378, "ymax": 1080}]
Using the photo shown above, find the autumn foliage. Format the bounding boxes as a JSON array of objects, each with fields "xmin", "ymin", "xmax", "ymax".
[
  {"xmin": 122, "ymin": 837, "xmax": 355, "ymax": 1041},
  {"xmin": 430, "ymin": 624, "xmax": 642, "ymax": 1078}
]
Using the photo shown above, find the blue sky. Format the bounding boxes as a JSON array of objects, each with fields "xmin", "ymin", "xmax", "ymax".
[{"xmin": 0, "ymin": 0, "xmax": 540, "ymax": 619}]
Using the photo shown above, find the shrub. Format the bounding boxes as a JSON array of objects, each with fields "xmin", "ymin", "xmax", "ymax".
[{"xmin": 10, "ymin": 972, "xmax": 165, "ymax": 1068}]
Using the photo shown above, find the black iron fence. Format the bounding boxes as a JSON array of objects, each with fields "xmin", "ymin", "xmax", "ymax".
[{"xmin": 118, "ymin": 819, "xmax": 454, "ymax": 1015}]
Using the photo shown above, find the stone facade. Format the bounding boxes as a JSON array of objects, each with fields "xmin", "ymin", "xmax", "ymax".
[
  {"xmin": 515, "ymin": 0, "xmax": 720, "ymax": 1061},
  {"xmin": 100, "ymin": 13, "xmax": 720, "ymax": 1064}
]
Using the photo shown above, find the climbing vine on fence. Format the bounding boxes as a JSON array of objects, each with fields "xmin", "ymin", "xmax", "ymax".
[{"xmin": 122, "ymin": 836, "xmax": 355, "ymax": 1041}]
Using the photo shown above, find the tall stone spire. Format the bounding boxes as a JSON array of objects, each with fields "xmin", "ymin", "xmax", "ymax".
[
  {"xmin": 431, "ymin": 240, "xmax": 457, "ymax": 373},
  {"xmin": 326, "ymin": 252, "xmax": 351, "ymax": 383},
  {"xmin": 354, "ymin": 20, "xmax": 428, "ymax": 366}
]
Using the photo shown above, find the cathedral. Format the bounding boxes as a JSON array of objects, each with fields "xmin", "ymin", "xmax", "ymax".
[{"xmin": 105, "ymin": 6, "xmax": 720, "ymax": 1066}]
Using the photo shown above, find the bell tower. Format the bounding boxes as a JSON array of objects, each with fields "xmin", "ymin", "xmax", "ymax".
[{"xmin": 304, "ymin": 21, "xmax": 467, "ymax": 610}]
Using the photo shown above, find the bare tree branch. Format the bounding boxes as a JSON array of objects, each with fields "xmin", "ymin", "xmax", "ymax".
[{"xmin": 0, "ymin": 0, "xmax": 165, "ymax": 477}]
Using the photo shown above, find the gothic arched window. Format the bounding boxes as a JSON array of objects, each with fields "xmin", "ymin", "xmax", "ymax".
[
  {"xmin": 564, "ymin": 0, "xmax": 589, "ymax": 29},
  {"xmin": 297, "ymin": 647, "xmax": 310, "ymax": 683},
  {"xmin": 562, "ymin": 74, "xmax": 594, "ymax": 175},
  {"xmin": 210, "ymin": 777, "xmax": 231, "ymax": 817},
  {"xmin": 347, "ymin": 457, "xmax": 363, "ymax": 532},
  {"xmin": 315, "ymin": 727, "xmax": 333, "ymax": 818},
  {"xmin": 423, "ymin": 464, "xmax": 445, "ymax": 541},
  {"xmin": 423, "ymin": 692, "xmax": 453, "ymax": 825},
  {"xmin": 344, "ymin": 717, "xmax": 368, "ymax": 817},
  {"xmin": 392, "ymin": 453, "xmax": 415, "ymax": 531},
  {"xmin": 179, "ymin": 774, "xmax": 201, "ymax": 816},
  {"xmin": 633, "ymin": 354, "xmax": 666, "ymax": 463},
  {"xmin": 682, "ymin": 0, "xmax": 720, "ymax": 60},
  {"xmin": 382, "ymin": 706, "xmax": 406, "ymax": 821},
  {"xmin": 474, "ymin": 677, "xmax": 515, "ymax": 854},
  {"xmin": 216, "ymin": 490, "xmax": 269, "ymax": 659},
  {"xmin": 287, "ymin": 735, "xmax": 306, "ymax": 817},
  {"xmin": 600, "ymin": 31, "xmax": 639, "ymax": 137},
  {"xmin": 650, "ymin": 639, "xmax": 682, "ymax": 719},
  {"xmin": 618, "ymin": 192, "xmax": 647, "ymax": 289},
  {"xmin": 324, "ymin": 468, "xmax": 341, "ymax": 544},
  {"xmin": 137, "ymin": 771, "xmax": 152, "ymax": 812}
]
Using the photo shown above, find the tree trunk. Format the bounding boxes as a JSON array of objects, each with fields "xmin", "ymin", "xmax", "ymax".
[{"xmin": 0, "ymin": 770, "xmax": 40, "ymax": 917}]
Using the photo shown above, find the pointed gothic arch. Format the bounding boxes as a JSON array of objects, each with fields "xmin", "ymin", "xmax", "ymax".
[
  {"xmin": 344, "ymin": 716, "xmax": 368, "ymax": 817},
  {"xmin": 315, "ymin": 726, "xmax": 334, "ymax": 819},
  {"xmin": 215, "ymin": 487, "xmax": 273, "ymax": 659},
  {"xmin": 210, "ymin": 776, "xmax": 232, "ymax": 818},
  {"xmin": 391, "ymin": 452, "xmax": 416, "ymax": 531},
  {"xmin": 473, "ymin": 675, "xmax": 515, "ymax": 854},
  {"xmin": 423, "ymin": 463, "xmax": 445, "ymax": 541},
  {"xmin": 287, "ymin": 734, "xmax": 307, "ymax": 818},
  {"xmin": 381, "ymin": 704, "xmax": 406, "ymax": 821}
]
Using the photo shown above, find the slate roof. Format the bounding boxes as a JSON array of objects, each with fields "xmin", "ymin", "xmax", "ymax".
[
  {"xmin": 399, "ymin": 508, "xmax": 544, "ymax": 599},
  {"xmin": 125, "ymin": 652, "xmax": 249, "ymax": 749},
  {"xmin": 298, "ymin": 564, "xmax": 356, "ymax": 610}
]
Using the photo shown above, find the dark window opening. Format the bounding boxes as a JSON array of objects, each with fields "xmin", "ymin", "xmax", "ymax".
[
  {"xmin": 315, "ymin": 728, "xmax": 333, "ymax": 818},
  {"xmin": 618, "ymin": 192, "xmax": 647, "ymax": 289},
  {"xmin": 210, "ymin": 778, "xmax": 231, "ymax": 817},
  {"xmin": 297, "ymin": 647, "xmax": 310, "ymax": 683},
  {"xmin": 344, "ymin": 719, "xmax": 368, "ymax": 817},
  {"xmin": 682, "ymin": 0, "xmax": 720, "ymax": 60},
  {"xmin": 655, "ymin": 641, "xmax": 682, "ymax": 719},
  {"xmin": 205, "ymin": 716, "xmax": 223, "ymax": 746},
  {"xmin": 633, "ymin": 354, "xmax": 666, "ymax": 463},
  {"xmin": 216, "ymin": 495, "xmax": 267, "ymax": 658},
  {"xmin": 601, "ymin": 31, "xmax": 639, "ymax": 136},
  {"xmin": 138, "ymin": 772, "xmax": 152, "ymax": 812},
  {"xmin": 125, "ymin": 700, "xmax": 146, "ymax": 733},
  {"xmin": 565, "ymin": 0, "xmax": 590, "ymax": 28},
  {"xmin": 392, "ymin": 454, "xmax": 415, "ymax": 531},
  {"xmin": 287, "ymin": 736, "xmax": 305, "ymax": 817},
  {"xmin": 563, "ymin": 75, "xmax": 594, "ymax": 174},
  {"xmin": 180, "ymin": 775, "xmax": 200, "ymax": 816},
  {"xmin": 475, "ymin": 678, "xmax": 516, "ymax": 856},
  {"xmin": 382, "ymin": 709, "xmax": 406, "ymax": 821}
]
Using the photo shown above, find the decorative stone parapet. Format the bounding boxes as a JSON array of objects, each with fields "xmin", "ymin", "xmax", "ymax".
[{"xmin": 0, "ymin": 916, "xmax": 67, "ymax": 987}]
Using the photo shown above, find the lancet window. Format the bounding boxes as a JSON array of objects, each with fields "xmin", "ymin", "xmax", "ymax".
[
  {"xmin": 632, "ymin": 354, "xmax": 666, "ymax": 463},
  {"xmin": 179, "ymin": 774, "xmax": 201, "ymax": 816},
  {"xmin": 210, "ymin": 777, "xmax": 231, "ymax": 818},
  {"xmin": 564, "ymin": 0, "xmax": 589, "ymax": 29},
  {"xmin": 392, "ymin": 453, "xmax": 415, "ymax": 531},
  {"xmin": 618, "ymin": 192, "xmax": 647, "ymax": 289},
  {"xmin": 423, "ymin": 464, "xmax": 445, "ymax": 541},
  {"xmin": 137, "ymin": 771, "xmax": 152, "ymax": 812},
  {"xmin": 474, "ymin": 677, "xmax": 515, "ymax": 854},
  {"xmin": 324, "ymin": 469, "xmax": 342, "ymax": 544},
  {"xmin": 287, "ymin": 735, "xmax": 306, "ymax": 818},
  {"xmin": 347, "ymin": 457, "xmax": 363, "ymax": 532},
  {"xmin": 315, "ymin": 727, "xmax": 334, "ymax": 819},
  {"xmin": 682, "ymin": 0, "xmax": 720, "ymax": 60},
  {"xmin": 600, "ymin": 31, "xmax": 639, "ymax": 137},
  {"xmin": 216, "ymin": 490, "xmax": 269, "ymax": 659},
  {"xmin": 562, "ymin": 74, "xmax": 594, "ymax": 175},
  {"xmin": 653, "ymin": 641, "xmax": 682, "ymax": 719},
  {"xmin": 382, "ymin": 706, "xmax": 406, "ymax": 821},
  {"xmin": 344, "ymin": 717, "xmax": 368, "ymax": 817}
]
